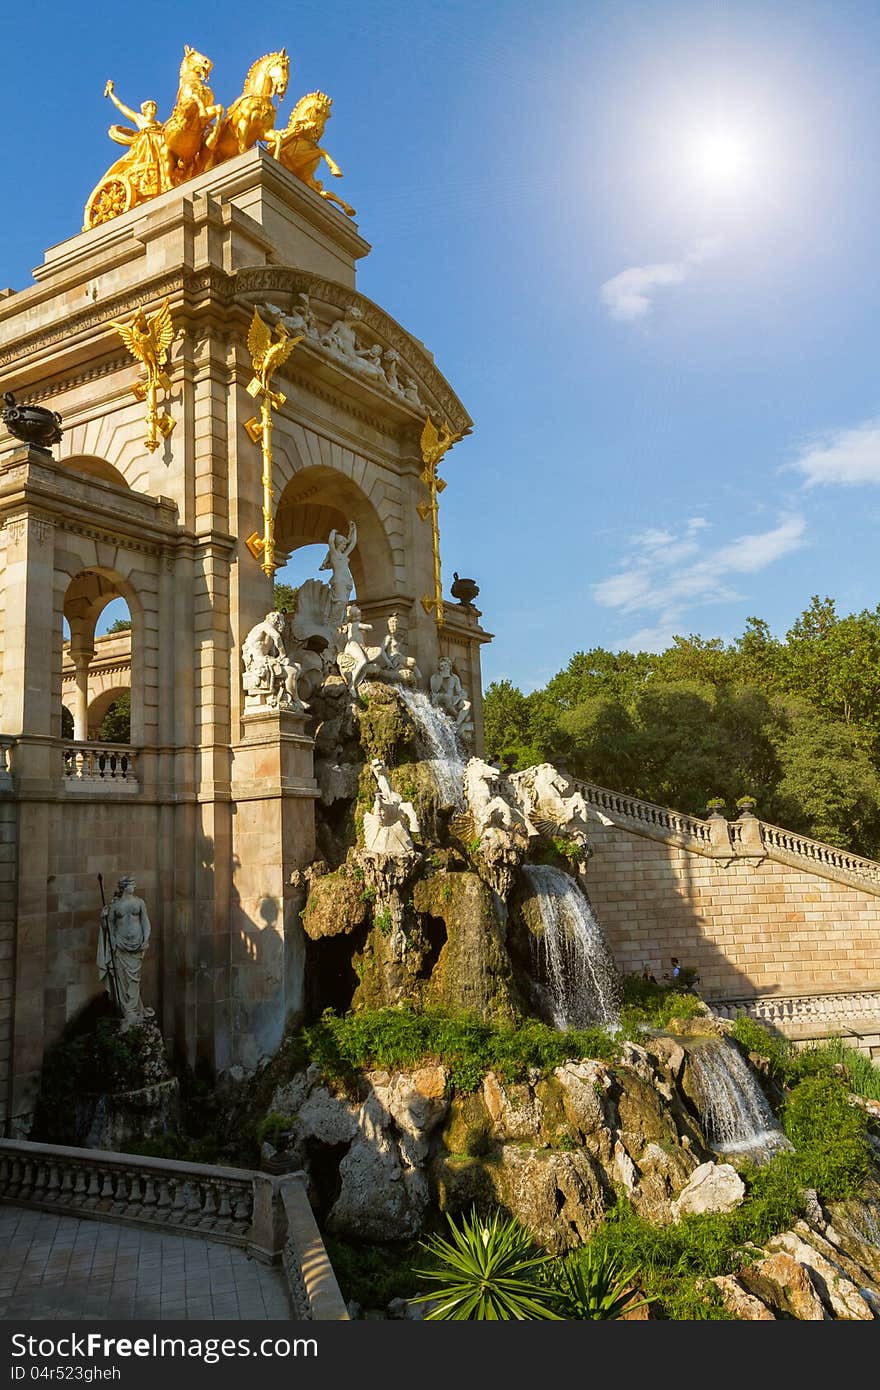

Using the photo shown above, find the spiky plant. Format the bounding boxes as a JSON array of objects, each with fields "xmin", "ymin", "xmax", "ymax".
[
  {"xmin": 553, "ymin": 1244, "xmax": 648, "ymax": 1320},
  {"xmin": 412, "ymin": 1208, "xmax": 560, "ymax": 1320}
]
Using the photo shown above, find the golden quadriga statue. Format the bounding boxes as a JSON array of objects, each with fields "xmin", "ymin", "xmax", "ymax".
[{"xmin": 84, "ymin": 45, "xmax": 355, "ymax": 229}]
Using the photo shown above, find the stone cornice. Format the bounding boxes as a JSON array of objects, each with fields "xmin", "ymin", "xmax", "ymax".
[{"xmin": 232, "ymin": 266, "xmax": 472, "ymax": 437}]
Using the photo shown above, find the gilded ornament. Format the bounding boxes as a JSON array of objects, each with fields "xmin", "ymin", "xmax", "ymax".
[
  {"xmin": 417, "ymin": 415, "xmax": 461, "ymax": 633},
  {"xmin": 268, "ymin": 91, "xmax": 355, "ymax": 216},
  {"xmin": 83, "ymin": 47, "xmax": 354, "ymax": 230},
  {"xmin": 108, "ymin": 299, "xmax": 176, "ymax": 453},
  {"xmin": 243, "ymin": 309, "xmax": 302, "ymax": 577}
]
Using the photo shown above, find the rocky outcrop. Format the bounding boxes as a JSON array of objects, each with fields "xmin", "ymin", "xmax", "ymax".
[
  {"xmin": 673, "ymin": 1162, "xmax": 746, "ymax": 1218},
  {"xmin": 738, "ymin": 1252, "xmax": 829, "ymax": 1320},
  {"xmin": 300, "ymin": 866, "xmax": 369, "ymax": 940},
  {"xmin": 265, "ymin": 1050, "xmax": 706, "ymax": 1246},
  {"xmin": 412, "ymin": 872, "xmax": 522, "ymax": 1025},
  {"xmin": 710, "ymin": 1275, "xmax": 775, "ymax": 1320},
  {"xmin": 765, "ymin": 1230, "xmax": 875, "ymax": 1319}
]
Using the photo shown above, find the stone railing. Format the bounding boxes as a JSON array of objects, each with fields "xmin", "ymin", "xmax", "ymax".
[
  {"xmin": 61, "ymin": 742, "xmax": 138, "ymax": 790},
  {"xmin": 575, "ymin": 780, "xmax": 715, "ymax": 852},
  {"xmin": 0, "ymin": 1140, "xmax": 348, "ymax": 1318},
  {"xmin": 576, "ymin": 778, "xmax": 880, "ymax": 895},
  {"xmin": 751, "ymin": 821, "xmax": 880, "ymax": 892},
  {"xmin": 0, "ymin": 1139, "xmax": 265, "ymax": 1248},
  {"xmin": 710, "ymin": 989, "xmax": 880, "ymax": 1037},
  {"xmin": 280, "ymin": 1179, "xmax": 349, "ymax": 1320}
]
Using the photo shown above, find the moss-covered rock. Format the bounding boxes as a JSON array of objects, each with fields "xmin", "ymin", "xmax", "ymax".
[
  {"xmin": 441, "ymin": 1090, "xmax": 494, "ymax": 1158},
  {"xmin": 301, "ymin": 866, "xmax": 370, "ymax": 941},
  {"xmin": 354, "ymin": 681, "xmax": 418, "ymax": 765},
  {"xmin": 413, "ymin": 871, "xmax": 522, "ymax": 1025}
]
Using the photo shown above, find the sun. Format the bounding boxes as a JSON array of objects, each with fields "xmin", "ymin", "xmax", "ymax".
[{"xmin": 689, "ymin": 128, "xmax": 752, "ymax": 187}]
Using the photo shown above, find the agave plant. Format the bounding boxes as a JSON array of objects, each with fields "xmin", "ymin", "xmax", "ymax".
[
  {"xmin": 412, "ymin": 1208, "xmax": 561, "ymax": 1320},
  {"xmin": 553, "ymin": 1244, "xmax": 648, "ymax": 1320}
]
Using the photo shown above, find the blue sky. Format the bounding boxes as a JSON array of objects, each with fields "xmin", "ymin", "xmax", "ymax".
[{"xmin": 6, "ymin": 1, "xmax": 880, "ymax": 688}]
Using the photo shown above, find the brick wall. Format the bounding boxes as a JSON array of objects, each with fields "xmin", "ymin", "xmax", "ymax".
[{"xmin": 584, "ymin": 820, "xmax": 880, "ymax": 999}]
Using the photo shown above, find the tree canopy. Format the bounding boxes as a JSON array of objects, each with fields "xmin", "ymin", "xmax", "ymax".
[{"xmin": 483, "ymin": 598, "xmax": 880, "ymax": 859}]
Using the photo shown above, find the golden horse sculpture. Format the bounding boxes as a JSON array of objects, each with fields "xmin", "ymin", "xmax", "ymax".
[
  {"xmin": 268, "ymin": 91, "xmax": 356, "ymax": 217},
  {"xmin": 206, "ymin": 50, "xmax": 289, "ymax": 166},
  {"xmin": 162, "ymin": 45, "xmax": 224, "ymax": 183},
  {"xmin": 84, "ymin": 48, "xmax": 354, "ymax": 229}
]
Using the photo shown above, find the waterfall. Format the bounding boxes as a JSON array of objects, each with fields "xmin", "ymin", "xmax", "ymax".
[
  {"xmin": 687, "ymin": 1037, "xmax": 791, "ymax": 1157},
  {"xmin": 398, "ymin": 688, "xmax": 466, "ymax": 808},
  {"xmin": 521, "ymin": 863, "xmax": 620, "ymax": 1030}
]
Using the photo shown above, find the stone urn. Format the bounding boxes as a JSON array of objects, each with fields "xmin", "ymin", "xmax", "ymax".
[
  {"xmin": 451, "ymin": 572, "xmax": 480, "ymax": 607},
  {"xmin": 2, "ymin": 391, "xmax": 63, "ymax": 452}
]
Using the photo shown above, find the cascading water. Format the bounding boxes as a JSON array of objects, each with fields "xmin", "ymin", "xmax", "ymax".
[
  {"xmin": 521, "ymin": 863, "xmax": 620, "ymax": 1030},
  {"xmin": 398, "ymin": 688, "xmax": 466, "ymax": 808},
  {"xmin": 687, "ymin": 1037, "xmax": 791, "ymax": 1158}
]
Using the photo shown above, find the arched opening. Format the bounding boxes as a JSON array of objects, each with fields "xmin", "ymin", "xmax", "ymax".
[
  {"xmin": 61, "ymin": 572, "xmax": 140, "ymax": 745},
  {"xmin": 87, "ymin": 689, "xmax": 131, "ymax": 743},
  {"xmin": 274, "ymin": 465, "xmax": 396, "ymax": 605},
  {"xmin": 60, "ymin": 455, "xmax": 130, "ymax": 490}
]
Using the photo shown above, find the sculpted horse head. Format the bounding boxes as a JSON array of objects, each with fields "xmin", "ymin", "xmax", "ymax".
[
  {"xmin": 209, "ymin": 50, "xmax": 291, "ymax": 163},
  {"xmin": 285, "ymin": 90, "xmax": 333, "ymax": 141},
  {"xmin": 164, "ymin": 45, "xmax": 222, "ymax": 176},
  {"xmin": 180, "ymin": 44, "xmax": 214, "ymax": 86}
]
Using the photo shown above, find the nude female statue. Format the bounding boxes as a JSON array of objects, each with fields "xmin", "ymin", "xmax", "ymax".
[{"xmin": 320, "ymin": 520, "xmax": 357, "ymax": 622}]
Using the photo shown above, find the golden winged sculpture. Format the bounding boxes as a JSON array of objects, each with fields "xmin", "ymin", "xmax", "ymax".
[
  {"xmin": 243, "ymin": 309, "xmax": 303, "ymax": 577},
  {"xmin": 417, "ymin": 415, "xmax": 462, "ymax": 632},
  {"xmin": 109, "ymin": 299, "xmax": 176, "ymax": 452}
]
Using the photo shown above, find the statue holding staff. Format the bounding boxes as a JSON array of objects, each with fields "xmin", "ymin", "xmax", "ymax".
[{"xmin": 97, "ymin": 875, "xmax": 153, "ymax": 1030}]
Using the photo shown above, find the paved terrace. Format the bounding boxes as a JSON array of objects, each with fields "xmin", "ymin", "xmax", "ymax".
[
  {"xmin": 0, "ymin": 1207, "xmax": 290, "ymax": 1320},
  {"xmin": 0, "ymin": 1140, "xmax": 348, "ymax": 1321}
]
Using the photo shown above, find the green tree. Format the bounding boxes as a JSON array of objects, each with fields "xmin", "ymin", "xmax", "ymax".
[
  {"xmin": 272, "ymin": 582, "xmax": 298, "ymax": 614},
  {"xmin": 100, "ymin": 692, "xmax": 131, "ymax": 745}
]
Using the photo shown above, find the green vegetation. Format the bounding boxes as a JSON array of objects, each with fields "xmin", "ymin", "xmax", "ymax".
[
  {"xmin": 106, "ymin": 617, "xmax": 132, "ymax": 633},
  {"xmin": 550, "ymin": 1244, "xmax": 648, "ymax": 1320},
  {"xmin": 731, "ymin": 1015, "xmax": 880, "ymax": 1100},
  {"xmin": 99, "ymin": 691, "xmax": 131, "ymax": 744},
  {"xmin": 484, "ymin": 597, "xmax": 880, "ymax": 857},
  {"xmin": 255, "ymin": 1111, "xmax": 294, "ymax": 1148},
  {"xmin": 618, "ymin": 975, "xmax": 707, "ymax": 1030},
  {"xmin": 271, "ymin": 581, "xmax": 298, "ymax": 613},
  {"xmin": 413, "ymin": 1209, "xmax": 560, "ymax": 1320},
  {"xmin": 285, "ymin": 1006, "xmax": 620, "ymax": 1093},
  {"xmin": 374, "ymin": 906, "xmax": 393, "ymax": 936},
  {"xmin": 323, "ymin": 1237, "xmax": 427, "ymax": 1310}
]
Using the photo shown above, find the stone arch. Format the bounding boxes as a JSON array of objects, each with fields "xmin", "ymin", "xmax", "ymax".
[
  {"xmin": 87, "ymin": 685, "xmax": 131, "ymax": 738},
  {"xmin": 274, "ymin": 463, "xmax": 398, "ymax": 602},
  {"xmin": 59, "ymin": 455, "xmax": 130, "ymax": 489},
  {"xmin": 61, "ymin": 569, "xmax": 144, "ymax": 745},
  {"xmin": 272, "ymin": 423, "xmax": 407, "ymax": 592}
]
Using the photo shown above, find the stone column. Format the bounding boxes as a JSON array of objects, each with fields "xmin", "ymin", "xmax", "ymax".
[
  {"xmin": 70, "ymin": 647, "xmax": 94, "ymax": 742},
  {"xmin": 230, "ymin": 707, "xmax": 318, "ymax": 1069}
]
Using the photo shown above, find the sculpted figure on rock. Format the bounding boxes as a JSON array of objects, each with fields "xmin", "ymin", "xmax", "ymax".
[{"xmin": 242, "ymin": 611, "xmax": 306, "ymax": 712}]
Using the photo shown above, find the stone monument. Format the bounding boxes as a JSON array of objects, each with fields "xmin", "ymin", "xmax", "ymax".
[{"xmin": 0, "ymin": 38, "xmax": 490, "ymax": 1128}]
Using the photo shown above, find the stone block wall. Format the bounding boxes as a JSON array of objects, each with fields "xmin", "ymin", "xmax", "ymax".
[{"xmin": 584, "ymin": 820, "xmax": 880, "ymax": 1000}]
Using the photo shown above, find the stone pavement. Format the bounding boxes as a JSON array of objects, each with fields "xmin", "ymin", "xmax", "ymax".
[{"xmin": 0, "ymin": 1206, "xmax": 292, "ymax": 1320}]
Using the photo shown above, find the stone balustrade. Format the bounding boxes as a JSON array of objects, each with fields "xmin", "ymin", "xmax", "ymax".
[
  {"xmin": 710, "ymin": 989, "xmax": 880, "ymax": 1046},
  {"xmin": 755, "ymin": 821, "xmax": 880, "ymax": 891},
  {"xmin": 61, "ymin": 742, "xmax": 138, "ymax": 790},
  {"xmin": 576, "ymin": 777, "xmax": 880, "ymax": 895},
  {"xmin": 576, "ymin": 780, "xmax": 716, "ymax": 852},
  {"xmin": 0, "ymin": 1139, "xmax": 274, "ymax": 1255}
]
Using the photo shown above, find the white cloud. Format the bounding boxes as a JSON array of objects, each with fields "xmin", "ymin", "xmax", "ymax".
[
  {"xmin": 789, "ymin": 419, "xmax": 880, "ymax": 487},
  {"xmin": 599, "ymin": 238, "xmax": 721, "ymax": 322},
  {"xmin": 593, "ymin": 514, "xmax": 806, "ymax": 650}
]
